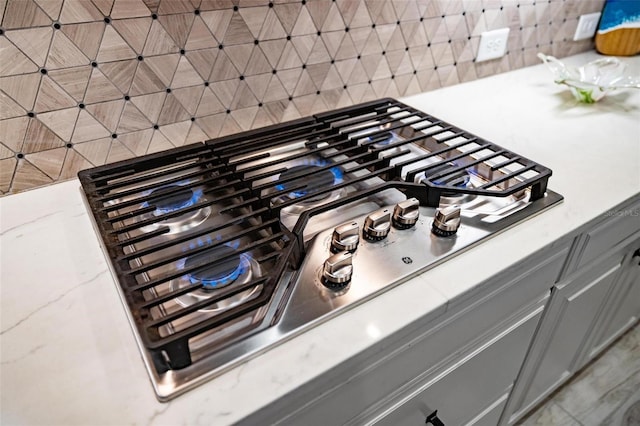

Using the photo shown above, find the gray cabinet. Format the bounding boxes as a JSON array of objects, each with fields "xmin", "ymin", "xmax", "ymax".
[
  {"xmin": 372, "ymin": 301, "xmax": 545, "ymax": 426},
  {"xmin": 501, "ymin": 200, "xmax": 640, "ymax": 425},
  {"xmin": 242, "ymin": 244, "xmax": 569, "ymax": 426},
  {"xmin": 502, "ymin": 250, "xmax": 625, "ymax": 423},
  {"xmin": 581, "ymin": 246, "xmax": 640, "ymax": 367}
]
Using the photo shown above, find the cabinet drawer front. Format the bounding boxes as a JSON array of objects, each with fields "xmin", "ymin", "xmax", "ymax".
[
  {"xmin": 374, "ymin": 306, "xmax": 544, "ymax": 426},
  {"xmin": 578, "ymin": 201, "xmax": 640, "ymax": 269},
  {"xmin": 468, "ymin": 392, "xmax": 509, "ymax": 426}
]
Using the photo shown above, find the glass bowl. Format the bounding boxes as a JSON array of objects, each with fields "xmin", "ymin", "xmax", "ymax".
[{"xmin": 538, "ymin": 53, "xmax": 640, "ymax": 103}]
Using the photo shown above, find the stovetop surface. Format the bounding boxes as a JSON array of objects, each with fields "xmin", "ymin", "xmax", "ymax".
[{"xmin": 78, "ymin": 98, "xmax": 563, "ymax": 400}]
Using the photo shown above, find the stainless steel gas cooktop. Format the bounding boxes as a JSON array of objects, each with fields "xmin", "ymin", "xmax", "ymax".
[{"xmin": 78, "ymin": 98, "xmax": 563, "ymax": 401}]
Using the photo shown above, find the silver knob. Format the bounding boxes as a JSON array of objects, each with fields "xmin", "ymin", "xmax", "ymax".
[
  {"xmin": 363, "ymin": 208, "xmax": 391, "ymax": 241},
  {"xmin": 392, "ymin": 198, "xmax": 420, "ymax": 229},
  {"xmin": 322, "ymin": 251, "xmax": 353, "ymax": 288},
  {"xmin": 331, "ymin": 222, "xmax": 360, "ymax": 252},
  {"xmin": 431, "ymin": 205, "xmax": 461, "ymax": 237}
]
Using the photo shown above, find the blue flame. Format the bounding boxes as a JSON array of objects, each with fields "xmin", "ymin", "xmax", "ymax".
[
  {"xmin": 275, "ymin": 159, "xmax": 343, "ymax": 198},
  {"xmin": 188, "ymin": 252, "xmax": 250, "ymax": 289},
  {"xmin": 184, "ymin": 236, "xmax": 240, "ymax": 252},
  {"xmin": 368, "ymin": 131, "xmax": 395, "ymax": 146},
  {"xmin": 432, "ymin": 166, "xmax": 471, "ymax": 188},
  {"xmin": 181, "ymin": 238, "xmax": 248, "ymax": 289},
  {"xmin": 158, "ymin": 188, "xmax": 203, "ymax": 214},
  {"xmin": 142, "ymin": 184, "xmax": 203, "ymax": 215}
]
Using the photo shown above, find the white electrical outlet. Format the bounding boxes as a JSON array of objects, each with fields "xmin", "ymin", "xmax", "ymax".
[
  {"xmin": 476, "ymin": 28, "xmax": 510, "ymax": 62},
  {"xmin": 574, "ymin": 12, "xmax": 601, "ymax": 41}
]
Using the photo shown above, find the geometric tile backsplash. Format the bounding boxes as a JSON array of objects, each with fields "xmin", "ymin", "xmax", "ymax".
[{"xmin": 0, "ymin": 0, "xmax": 602, "ymax": 195}]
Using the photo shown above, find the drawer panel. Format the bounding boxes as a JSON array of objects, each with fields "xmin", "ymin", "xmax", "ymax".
[
  {"xmin": 468, "ymin": 392, "xmax": 509, "ymax": 426},
  {"xmin": 374, "ymin": 305, "xmax": 544, "ymax": 426},
  {"xmin": 578, "ymin": 201, "xmax": 640, "ymax": 269}
]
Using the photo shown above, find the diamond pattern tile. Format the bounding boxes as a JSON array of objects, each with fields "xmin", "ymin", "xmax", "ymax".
[
  {"xmin": 87, "ymin": 98, "xmax": 125, "ymax": 132},
  {"xmin": 35, "ymin": 75, "xmax": 77, "ymax": 112},
  {"xmin": 23, "ymin": 118, "xmax": 65, "ymax": 153},
  {"xmin": 117, "ymin": 129, "xmax": 153, "ymax": 155},
  {"xmin": 0, "ymin": 73, "xmax": 41, "ymax": 111},
  {"xmin": 91, "ymin": 0, "xmax": 114, "ymax": 17},
  {"xmin": 0, "ymin": 0, "xmax": 604, "ymax": 194},
  {"xmin": 157, "ymin": 93, "xmax": 190, "ymax": 125},
  {"xmin": 183, "ymin": 120, "xmax": 208, "ymax": 144},
  {"xmin": 185, "ymin": 48, "xmax": 217, "ymax": 79},
  {"xmin": 97, "ymin": 25, "xmax": 137, "ymax": 62},
  {"xmin": 84, "ymin": 68, "xmax": 123, "ymax": 103},
  {"xmin": 26, "ymin": 146, "xmax": 67, "ymax": 179},
  {"xmin": 185, "ymin": 17, "xmax": 217, "ymax": 51},
  {"xmin": 307, "ymin": 37, "xmax": 331, "ymax": 64},
  {"xmin": 3, "ymin": 0, "xmax": 51, "ymax": 29},
  {"xmin": 0, "ymin": 116, "xmax": 29, "ymax": 151},
  {"xmin": 11, "ymin": 158, "xmax": 53, "ymax": 191},
  {"xmin": 59, "ymin": 147, "xmax": 93, "ymax": 179},
  {"xmin": 143, "ymin": 20, "xmax": 179, "ymax": 56},
  {"xmin": 0, "ymin": 37, "xmax": 39, "ymax": 77},
  {"xmin": 112, "ymin": 18, "xmax": 152, "ymax": 54},
  {"xmin": 47, "ymin": 66, "xmax": 92, "ymax": 101},
  {"xmin": 106, "ymin": 139, "xmax": 135, "ymax": 162},
  {"xmin": 34, "ymin": 0, "xmax": 64, "ymax": 20},
  {"xmin": 291, "ymin": 7, "xmax": 315, "ymax": 36},
  {"xmin": 173, "ymin": 85, "xmax": 205, "ymax": 115},
  {"xmin": 157, "ymin": 0, "xmax": 192, "ymax": 15},
  {"xmin": 72, "ymin": 109, "xmax": 110, "ymax": 142},
  {"xmin": 0, "ymin": 143, "xmax": 15, "ymax": 159},
  {"xmin": 111, "ymin": 0, "xmax": 150, "ymax": 19},
  {"xmin": 159, "ymin": 120, "xmax": 191, "ymax": 146},
  {"xmin": 146, "ymin": 129, "xmax": 174, "ymax": 153},
  {"xmin": 116, "ymin": 101, "xmax": 153, "ymax": 133},
  {"xmin": 158, "ymin": 13, "xmax": 194, "ymax": 49},
  {"xmin": 73, "ymin": 137, "xmax": 112, "ymax": 165},
  {"xmin": 274, "ymin": 3, "xmax": 301, "ymax": 34},
  {"xmin": 59, "ymin": 0, "xmax": 103, "ymax": 24},
  {"xmin": 5, "ymin": 27, "xmax": 53, "ymax": 67},
  {"xmin": 37, "ymin": 107, "xmax": 79, "ymax": 141},
  {"xmin": 47, "ymin": 30, "xmax": 90, "ymax": 69}
]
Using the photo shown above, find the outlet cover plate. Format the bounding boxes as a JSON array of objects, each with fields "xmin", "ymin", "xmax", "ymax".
[
  {"xmin": 477, "ymin": 28, "xmax": 510, "ymax": 62},
  {"xmin": 574, "ymin": 12, "xmax": 601, "ymax": 41}
]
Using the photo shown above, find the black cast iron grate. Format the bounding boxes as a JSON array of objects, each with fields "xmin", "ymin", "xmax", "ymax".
[{"xmin": 78, "ymin": 98, "xmax": 552, "ymax": 373}]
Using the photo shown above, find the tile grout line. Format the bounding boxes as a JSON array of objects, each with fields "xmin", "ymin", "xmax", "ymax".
[{"xmin": 553, "ymin": 401, "xmax": 585, "ymax": 426}]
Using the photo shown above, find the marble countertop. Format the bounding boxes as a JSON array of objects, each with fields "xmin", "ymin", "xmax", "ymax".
[{"xmin": 1, "ymin": 51, "xmax": 639, "ymax": 425}]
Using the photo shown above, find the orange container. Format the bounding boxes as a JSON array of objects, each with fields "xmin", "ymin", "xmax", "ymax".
[{"xmin": 595, "ymin": 0, "xmax": 640, "ymax": 56}]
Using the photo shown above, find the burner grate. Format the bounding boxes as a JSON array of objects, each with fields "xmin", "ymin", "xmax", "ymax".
[
  {"xmin": 314, "ymin": 98, "xmax": 552, "ymax": 207},
  {"xmin": 79, "ymin": 143, "xmax": 297, "ymax": 372},
  {"xmin": 79, "ymin": 98, "xmax": 554, "ymax": 376}
]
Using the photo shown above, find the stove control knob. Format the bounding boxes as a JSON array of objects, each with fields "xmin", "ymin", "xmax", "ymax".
[
  {"xmin": 322, "ymin": 251, "xmax": 353, "ymax": 289},
  {"xmin": 363, "ymin": 208, "xmax": 391, "ymax": 241},
  {"xmin": 392, "ymin": 198, "xmax": 420, "ymax": 229},
  {"xmin": 431, "ymin": 205, "xmax": 461, "ymax": 237},
  {"xmin": 331, "ymin": 221, "xmax": 360, "ymax": 253}
]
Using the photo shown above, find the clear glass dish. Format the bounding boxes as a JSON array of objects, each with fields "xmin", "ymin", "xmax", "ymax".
[{"xmin": 538, "ymin": 53, "xmax": 640, "ymax": 103}]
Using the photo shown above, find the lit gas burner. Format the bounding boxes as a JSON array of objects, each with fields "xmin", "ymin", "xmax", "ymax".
[
  {"xmin": 367, "ymin": 130, "xmax": 403, "ymax": 150},
  {"xmin": 418, "ymin": 166, "xmax": 477, "ymax": 206},
  {"xmin": 170, "ymin": 244, "xmax": 261, "ymax": 312},
  {"xmin": 271, "ymin": 161, "xmax": 347, "ymax": 231},
  {"xmin": 271, "ymin": 160, "xmax": 346, "ymax": 215},
  {"xmin": 276, "ymin": 164, "xmax": 342, "ymax": 201},
  {"xmin": 140, "ymin": 184, "xmax": 212, "ymax": 234}
]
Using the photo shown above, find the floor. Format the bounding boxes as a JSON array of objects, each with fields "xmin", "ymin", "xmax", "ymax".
[{"xmin": 518, "ymin": 324, "xmax": 640, "ymax": 426}]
